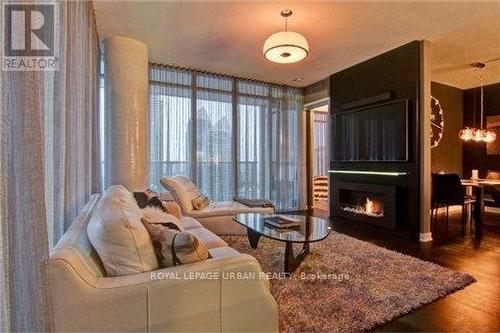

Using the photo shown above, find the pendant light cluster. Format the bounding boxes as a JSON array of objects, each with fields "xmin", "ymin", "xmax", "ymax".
[
  {"xmin": 459, "ymin": 62, "xmax": 496, "ymax": 143},
  {"xmin": 263, "ymin": 9, "xmax": 309, "ymax": 64}
]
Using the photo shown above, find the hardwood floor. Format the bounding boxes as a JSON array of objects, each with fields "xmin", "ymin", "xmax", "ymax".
[{"xmin": 313, "ymin": 208, "xmax": 500, "ymax": 332}]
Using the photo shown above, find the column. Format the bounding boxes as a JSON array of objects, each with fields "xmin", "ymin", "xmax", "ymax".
[{"xmin": 104, "ymin": 36, "xmax": 149, "ymax": 191}]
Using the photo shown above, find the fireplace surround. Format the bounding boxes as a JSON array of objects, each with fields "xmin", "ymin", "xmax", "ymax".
[
  {"xmin": 332, "ymin": 181, "xmax": 397, "ymax": 229},
  {"xmin": 329, "ymin": 41, "xmax": 423, "ymax": 235}
]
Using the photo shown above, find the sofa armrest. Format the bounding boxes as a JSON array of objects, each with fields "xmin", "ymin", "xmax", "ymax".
[{"xmin": 162, "ymin": 200, "xmax": 182, "ymax": 218}]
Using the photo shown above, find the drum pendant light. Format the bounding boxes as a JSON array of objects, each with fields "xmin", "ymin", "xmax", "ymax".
[{"xmin": 263, "ymin": 9, "xmax": 309, "ymax": 64}]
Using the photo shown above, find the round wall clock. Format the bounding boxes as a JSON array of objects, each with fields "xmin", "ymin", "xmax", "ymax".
[{"xmin": 430, "ymin": 96, "xmax": 444, "ymax": 148}]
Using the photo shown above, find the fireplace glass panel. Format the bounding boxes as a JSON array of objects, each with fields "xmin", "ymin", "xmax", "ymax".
[{"xmin": 338, "ymin": 189, "xmax": 385, "ymax": 218}]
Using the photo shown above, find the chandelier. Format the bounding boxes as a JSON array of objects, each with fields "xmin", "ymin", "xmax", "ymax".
[
  {"xmin": 263, "ymin": 9, "xmax": 309, "ymax": 64},
  {"xmin": 459, "ymin": 63, "xmax": 496, "ymax": 143}
]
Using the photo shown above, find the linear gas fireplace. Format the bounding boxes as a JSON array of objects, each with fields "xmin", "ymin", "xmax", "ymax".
[{"xmin": 332, "ymin": 181, "xmax": 397, "ymax": 229}]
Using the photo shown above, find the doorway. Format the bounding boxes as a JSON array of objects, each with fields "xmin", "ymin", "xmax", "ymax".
[{"xmin": 309, "ymin": 104, "xmax": 330, "ymax": 211}]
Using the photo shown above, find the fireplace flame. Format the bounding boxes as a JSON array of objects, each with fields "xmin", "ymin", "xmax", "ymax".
[
  {"xmin": 340, "ymin": 196, "xmax": 384, "ymax": 218},
  {"xmin": 365, "ymin": 198, "xmax": 374, "ymax": 214}
]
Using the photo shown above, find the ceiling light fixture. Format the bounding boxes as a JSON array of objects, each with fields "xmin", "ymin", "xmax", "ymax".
[{"xmin": 263, "ymin": 9, "xmax": 309, "ymax": 64}]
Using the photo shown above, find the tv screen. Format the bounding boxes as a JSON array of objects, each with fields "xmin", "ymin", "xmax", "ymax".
[{"xmin": 333, "ymin": 99, "xmax": 408, "ymax": 161}]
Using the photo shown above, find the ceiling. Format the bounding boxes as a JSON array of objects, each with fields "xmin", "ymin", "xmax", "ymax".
[{"xmin": 94, "ymin": 1, "xmax": 500, "ymax": 89}]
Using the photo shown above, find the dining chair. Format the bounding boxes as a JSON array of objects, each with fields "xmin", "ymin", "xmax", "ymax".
[
  {"xmin": 484, "ymin": 170, "xmax": 500, "ymax": 207},
  {"xmin": 431, "ymin": 173, "xmax": 476, "ymax": 233}
]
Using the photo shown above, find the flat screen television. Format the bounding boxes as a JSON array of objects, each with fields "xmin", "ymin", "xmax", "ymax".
[{"xmin": 333, "ymin": 99, "xmax": 408, "ymax": 161}]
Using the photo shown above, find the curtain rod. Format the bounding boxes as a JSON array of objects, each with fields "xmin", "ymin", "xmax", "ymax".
[{"xmin": 149, "ymin": 62, "xmax": 303, "ymax": 91}]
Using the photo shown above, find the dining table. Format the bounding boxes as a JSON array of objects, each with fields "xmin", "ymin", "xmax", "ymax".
[{"xmin": 460, "ymin": 178, "xmax": 500, "ymax": 238}]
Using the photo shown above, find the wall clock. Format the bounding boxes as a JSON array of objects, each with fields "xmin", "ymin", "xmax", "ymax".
[{"xmin": 430, "ymin": 95, "xmax": 444, "ymax": 148}]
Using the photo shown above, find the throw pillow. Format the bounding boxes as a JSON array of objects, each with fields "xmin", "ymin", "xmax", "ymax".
[
  {"xmin": 142, "ymin": 219, "xmax": 209, "ymax": 267},
  {"xmin": 134, "ymin": 189, "xmax": 173, "ymax": 213},
  {"xmin": 141, "ymin": 206, "xmax": 184, "ymax": 231},
  {"xmin": 192, "ymin": 193, "xmax": 209, "ymax": 210},
  {"xmin": 133, "ymin": 189, "xmax": 159, "ymax": 208},
  {"xmin": 87, "ymin": 186, "xmax": 159, "ymax": 277}
]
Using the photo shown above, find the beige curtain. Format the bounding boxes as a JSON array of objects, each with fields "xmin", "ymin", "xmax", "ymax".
[{"xmin": 0, "ymin": 0, "xmax": 100, "ymax": 330}]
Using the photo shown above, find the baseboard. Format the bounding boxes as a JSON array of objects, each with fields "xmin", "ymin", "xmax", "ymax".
[{"xmin": 419, "ymin": 232, "xmax": 433, "ymax": 242}]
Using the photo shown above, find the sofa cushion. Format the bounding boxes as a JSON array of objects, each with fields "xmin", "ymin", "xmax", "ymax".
[
  {"xmin": 87, "ymin": 185, "xmax": 159, "ymax": 277},
  {"xmin": 187, "ymin": 227, "xmax": 227, "ymax": 249},
  {"xmin": 179, "ymin": 216, "xmax": 203, "ymax": 230},
  {"xmin": 188, "ymin": 201, "xmax": 274, "ymax": 218},
  {"xmin": 141, "ymin": 206, "xmax": 184, "ymax": 231},
  {"xmin": 160, "ymin": 176, "xmax": 199, "ymax": 213},
  {"xmin": 142, "ymin": 220, "xmax": 209, "ymax": 267}
]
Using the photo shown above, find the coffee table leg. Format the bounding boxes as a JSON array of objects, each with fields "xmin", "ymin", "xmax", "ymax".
[
  {"xmin": 284, "ymin": 242, "xmax": 310, "ymax": 273},
  {"xmin": 247, "ymin": 228, "xmax": 261, "ymax": 249}
]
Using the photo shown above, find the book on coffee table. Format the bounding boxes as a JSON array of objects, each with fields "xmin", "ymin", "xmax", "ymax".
[{"xmin": 264, "ymin": 215, "xmax": 302, "ymax": 229}]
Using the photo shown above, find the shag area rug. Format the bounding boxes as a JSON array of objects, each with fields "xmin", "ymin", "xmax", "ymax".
[{"xmin": 223, "ymin": 233, "xmax": 475, "ymax": 332}]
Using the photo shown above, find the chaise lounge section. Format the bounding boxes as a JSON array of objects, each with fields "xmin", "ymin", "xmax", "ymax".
[{"xmin": 161, "ymin": 176, "xmax": 275, "ymax": 235}]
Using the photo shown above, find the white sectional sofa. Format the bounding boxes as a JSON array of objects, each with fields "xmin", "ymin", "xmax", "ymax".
[
  {"xmin": 161, "ymin": 176, "xmax": 274, "ymax": 235},
  {"xmin": 49, "ymin": 186, "xmax": 278, "ymax": 332}
]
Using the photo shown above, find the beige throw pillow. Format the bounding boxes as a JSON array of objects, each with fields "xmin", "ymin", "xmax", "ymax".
[
  {"xmin": 192, "ymin": 193, "xmax": 209, "ymax": 210},
  {"xmin": 87, "ymin": 185, "xmax": 159, "ymax": 277},
  {"xmin": 142, "ymin": 219, "xmax": 209, "ymax": 267}
]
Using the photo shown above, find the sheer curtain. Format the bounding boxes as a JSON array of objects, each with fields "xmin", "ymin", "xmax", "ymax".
[
  {"xmin": 149, "ymin": 65, "xmax": 304, "ymax": 209},
  {"xmin": 237, "ymin": 81, "xmax": 270, "ymax": 199},
  {"xmin": 1, "ymin": 66, "xmax": 54, "ymax": 333},
  {"xmin": 312, "ymin": 111, "xmax": 329, "ymax": 176},
  {"xmin": 1, "ymin": 1, "xmax": 100, "ymax": 330},
  {"xmin": 196, "ymin": 74, "xmax": 233, "ymax": 201},
  {"xmin": 45, "ymin": 0, "xmax": 101, "ymax": 247},
  {"xmin": 149, "ymin": 66, "xmax": 193, "ymax": 189},
  {"xmin": 269, "ymin": 86, "xmax": 304, "ymax": 209}
]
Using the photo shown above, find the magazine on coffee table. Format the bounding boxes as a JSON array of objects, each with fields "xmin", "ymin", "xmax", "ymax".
[{"xmin": 264, "ymin": 215, "xmax": 302, "ymax": 229}]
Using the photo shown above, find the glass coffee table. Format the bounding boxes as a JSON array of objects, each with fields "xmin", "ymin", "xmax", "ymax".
[{"xmin": 233, "ymin": 213, "xmax": 332, "ymax": 273}]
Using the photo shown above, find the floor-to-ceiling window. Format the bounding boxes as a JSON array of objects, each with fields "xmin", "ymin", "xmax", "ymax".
[
  {"xmin": 237, "ymin": 81, "xmax": 270, "ymax": 199},
  {"xmin": 148, "ymin": 64, "xmax": 304, "ymax": 209},
  {"xmin": 149, "ymin": 67, "xmax": 193, "ymax": 189},
  {"xmin": 196, "ymin": 74, "xmax": 234, "ymax": 201},
  {"xmin": 269, "ymin": 86, "xmax": 303, "ymax": 209}
]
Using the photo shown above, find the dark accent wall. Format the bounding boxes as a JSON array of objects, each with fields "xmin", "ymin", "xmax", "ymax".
[
  {"xmin": 330, "ymin": 41, "xmax": 422, "ymax": 233},
  {"xmin": 431, "ymin": 82, "xmax": 463, "ymax": 175},
  {"xmin": 463, "ymin": 82, "xmax": 500, "ymax": 178}
]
